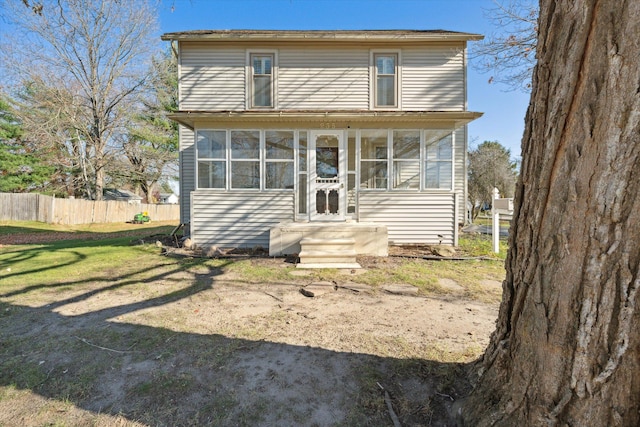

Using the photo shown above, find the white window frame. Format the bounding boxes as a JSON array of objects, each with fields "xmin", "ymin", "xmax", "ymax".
[
  {"xmin": 370, "ymin": 50, "xmax": 401, "ymax": 110},
  {"xmin": 264, "ymin": 130, "xmax": 295, "ymax": 191},
  {"xmin": 195, "ymin": 129, "xmax": 302, "ymax": 192},
  {"xmin": 195, "ymin": 130, "xmax": 227, "ymax": 190},
  {"xmin": 423, "ymin": 130, "xmax": 455, "ymax": 191},
  {"xmin": 246, "ymin": 50, "xmax": 278, "ymax": 109},
  {"xmin": 359, "ymin": 129, "xmax": 390, "ymax": 191},
  {"xmin": 392, "ymin": 129, "xmax": 421, "ymax": 191},
  {"xmin": 295, "ymin": 130, "xmax": 308, "ymax": 219},
  {"xmin": 230, "ymin": 129, "xmax": 262, "ymax": 190}
]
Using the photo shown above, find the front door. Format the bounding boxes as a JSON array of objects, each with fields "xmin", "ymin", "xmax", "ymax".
[{"xmin": 309, "ymin": 130, "xmax": 346, "ymax": 221}]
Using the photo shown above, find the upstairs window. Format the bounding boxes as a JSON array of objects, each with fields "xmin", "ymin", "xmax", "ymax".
[
  {"xmin": 251, "ymin": 54, "xmax": 273, "ymax": 108},
  {"xmin": 374, "ymin": 54, "xmax": 397, "ymax": 108}
]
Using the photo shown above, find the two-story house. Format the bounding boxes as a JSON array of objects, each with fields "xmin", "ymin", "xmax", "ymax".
[{"xmin": 161, "ymin": 30, "xmax": 483, "ymax": 258}]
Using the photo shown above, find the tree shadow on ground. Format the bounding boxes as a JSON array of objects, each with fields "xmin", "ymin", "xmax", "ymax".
[{"xmin": 0, "ymin": 261, "xmax": 473, "ymax": 426}]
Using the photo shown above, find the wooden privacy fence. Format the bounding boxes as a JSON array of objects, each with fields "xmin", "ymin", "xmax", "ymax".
[{"xmin": 0, "ymin": 193, "xmax": 179, "ymax": 225}]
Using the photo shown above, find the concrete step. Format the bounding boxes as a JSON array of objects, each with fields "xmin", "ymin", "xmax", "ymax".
[{"xmin": 298, "ymin": 238, "xmax": 361, "ymax": 268}]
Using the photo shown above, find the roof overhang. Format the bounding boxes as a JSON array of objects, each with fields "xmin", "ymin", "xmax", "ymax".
[
  {"xmin": 169, "ymin": 110, "xmax": 483, "ymax": 130},
  {"xmin": 161, "ymin": 29, "xmax": 484, "ymax": 43}
]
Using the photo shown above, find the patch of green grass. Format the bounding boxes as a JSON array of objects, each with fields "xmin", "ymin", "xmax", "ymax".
[
  {"xmin": 199, "ymin": 394, "xmax": 239, "ymax": 424},
  {"xmin": 131, "ymin": 371, "xmax": 193, "ymax": 398},
  {"xmin": 0, "ymin": 220, "xmax": 177, "ymax": 235},
  {"xmin": 459, "ymin": 234, "xmax": 508, "ymax": 259},
  {"xmin": 0, "ymin": 232, "xmax": 210, "ymax": 304},
  {"xmin": 0, "ymin": 357, "xmax": 48, "ymax": 390}
]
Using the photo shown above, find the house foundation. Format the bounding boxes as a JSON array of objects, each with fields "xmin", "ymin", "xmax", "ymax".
[{"xmin": 269, "ymin": 222, "xmax": 388, "ymax": 257}]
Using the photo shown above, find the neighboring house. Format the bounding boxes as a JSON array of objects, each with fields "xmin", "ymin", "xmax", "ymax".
[
  {"xmin": 159, "ymin": 192, "xmax": 179, "ymax": 204},
  {"xmin": 103, "ymin": 188, "xmax": 142, "ymax": 204},
  {"xmin": 161, "ymin": 29, "xmax": 483, "ymax": 255}
]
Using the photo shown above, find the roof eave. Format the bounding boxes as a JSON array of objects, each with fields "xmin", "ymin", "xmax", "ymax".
[
  {"xmin": 169, "ymin": 110, "xmax": 483, "ymax": 130},
  {"xmin": 160, "ymin": 30, "xmax": 484, "ymax": 43}
]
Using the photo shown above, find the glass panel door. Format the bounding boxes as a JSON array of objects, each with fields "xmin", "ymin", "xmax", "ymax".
[{"xmin": 309, "ymin": 130, "xmax": 346, "ymax": 221}]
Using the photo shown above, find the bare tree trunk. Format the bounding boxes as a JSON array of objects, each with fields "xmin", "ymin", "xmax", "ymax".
[
  {"xmin": 461, "ymin": 1, "xmax": 640, "ymax": 425},
  {"xmin": 94, "ymin": 163, "xmax": 104, "ymax": 201}
]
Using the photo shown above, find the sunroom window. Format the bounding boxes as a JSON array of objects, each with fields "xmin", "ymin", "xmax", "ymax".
[
  {"xmin": 360, "ymin": 130, "xmax": 388, "ymax": 190},
  {"xmin": 393, "ymin": 130, "xmax": 420, "ymax": 189},
  {"xmin": 297, "ymin": 131, "xmax": 308, "ymax": 215},
  {"xmin": 197, "ymin": 130, "xmax": 226, "ymax": 189},
  {"xmin": 265, "ymin": 130, "xmax": 294, "ymax": 189},
  {"xmin": 231, "ymin": 130, "xmax": 260, "ymax": 189},
  {"xmin": 424, "ymin": 131, "xmax": 453, "ymax": 190}
]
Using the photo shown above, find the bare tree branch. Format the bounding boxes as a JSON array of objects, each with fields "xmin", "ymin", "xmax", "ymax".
[
  {"xmin": 0, "ymin": 0, "xmax": 159, "ymax": 199},
  {"xmin": 470, "ymin": 0, "xmax": 538, "ymax": 92}
]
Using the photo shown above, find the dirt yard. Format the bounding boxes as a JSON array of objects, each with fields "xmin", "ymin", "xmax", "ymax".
[{"xmin": 0, "ymin": 230, "xmax": 502, "ymax": 426}]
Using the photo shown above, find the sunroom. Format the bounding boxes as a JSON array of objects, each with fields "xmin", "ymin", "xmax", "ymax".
[
  {"xmin": 195, "ymin": 127, "xmax": 457, "ymax": 219},
  {"xmin": 174, "ymin": 111, "xmax": 479, "ymax": 254}
]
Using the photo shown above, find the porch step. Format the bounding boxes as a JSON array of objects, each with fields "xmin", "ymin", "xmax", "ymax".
[{"xmin": 297, "ymin": 238, "xmax": 361, "ymax": 269}]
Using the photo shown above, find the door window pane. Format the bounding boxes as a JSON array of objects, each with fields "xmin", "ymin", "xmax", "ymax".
[{"xmin": 316, "ymin": 147, "xmax": 338, "ymax": 178}]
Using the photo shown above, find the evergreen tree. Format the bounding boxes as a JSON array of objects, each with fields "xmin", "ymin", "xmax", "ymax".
[{"xmin": 0, "ymin": 96, "xmax": 55, "ymax": 193}]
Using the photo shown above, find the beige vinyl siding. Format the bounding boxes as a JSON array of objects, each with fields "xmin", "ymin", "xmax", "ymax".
[
  {"xmin": 179, "ymin": 126, "xmax": 195, "ymax": 225},
  {"xmin": 191, "ymin": 191, "xmax": 294, "ymax": 248},
  {"xmin": 359, "ymin": 192, "xmax": 457, "ymax": 245},
  {"xmin": 180, "ymin": 43, "xmax": 245, "ymax": 110},
  {"xmin": 401, "ymin": 45, "xmax": 465, "ymax": 110},
  {"xmin": 278, "ymin": 48, "xmax": 369, "ymax": 109}
]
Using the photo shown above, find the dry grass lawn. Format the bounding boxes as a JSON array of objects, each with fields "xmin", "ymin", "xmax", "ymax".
[{"xmin": 0, "ymin": 221, "xmax": 505, "ymax": 426}]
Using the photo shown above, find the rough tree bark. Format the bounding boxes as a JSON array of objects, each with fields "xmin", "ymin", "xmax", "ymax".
[{"xmin": 461, "ymin": 1, "xmax": 639, "ymax": 426}]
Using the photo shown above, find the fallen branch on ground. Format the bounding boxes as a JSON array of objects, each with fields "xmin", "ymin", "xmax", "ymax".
[
  {"xmin": 73, "ymin": 336, "xmax": 135, "ymax": 354},
  {"xmin": 263, "ymin": 291, "xmax": 283, "ymax": 302},
  {"xmin": 377, "ymin": 382, "xmax": 402, "ymax": 427},
  {"xmin": 391, "ymin": 254, "xmax": 497, "ymax": 261},
  {"xmin": 435, "ymin": 391, "xmax": 454, "ymax": 401}
]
